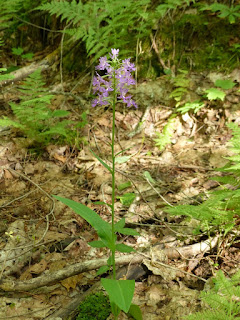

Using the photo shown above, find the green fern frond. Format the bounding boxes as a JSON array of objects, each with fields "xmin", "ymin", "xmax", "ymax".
[
  {"xmin": 0, "ymin": 69, "xmax": 73, "ymax": 146},
  {"xmin": 0, "ymin": 68, "xmax": 14, "ymax": 81},
  {"xmin": 186, "ymin": 309, "xmax": 233, "ymax": 320},
  {"xmin": 154, "ymin": 116, "xmax": 176, "ymax": 151},
  {"xmin": 37, "ymin": 0, "xmax": 152, "ymax": 59},
  {"xmin": 0, "ymin": 117, "xmax": 24, "ymax": 129},
  {"xmin": 166, "ymin": 185, "xmax": 240, "ymax": 232},
  {"xmin": 37, "ymin": 0, "xmax": 83, "ymax": 24},
  {"xmin": 211, "ymin": 175, "xmax": 239, "ymax": 187},
  {"xmin": 40, "ymin": 120, "xmax": 70, "ymax": 137},
  {"xmin": 184, "ymin": 271, "xmax": 240, "ymax": 320},
  {"xmin": 166, "ymin": 122, "xmax": 240, "ymax": 233},
  {"xmin": 0, "ymin": 0, "xmax": 23, "ymax": 28}
]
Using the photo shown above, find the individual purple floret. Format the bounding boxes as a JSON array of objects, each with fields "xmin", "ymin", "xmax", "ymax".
[
  {"xmin": 96, "ymin": 56, "xmax": 110, "ymax": 71},
  {"xmin": 92, "ymin": 48, "xmax": 137, "ymax": 108},
  {"xmin": 109, "ymin": 48, "xmax": 119, "ymax": 60}
]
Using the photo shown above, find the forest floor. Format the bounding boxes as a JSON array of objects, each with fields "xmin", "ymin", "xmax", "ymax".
[{"xmin": 0, "ymin": 64, "xmax": 240, "ymax": 319}]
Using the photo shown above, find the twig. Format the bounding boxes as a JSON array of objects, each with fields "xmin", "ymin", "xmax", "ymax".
[{"xmin": 144, "ymin": 176, "xmax": 173, "ymax": 207}]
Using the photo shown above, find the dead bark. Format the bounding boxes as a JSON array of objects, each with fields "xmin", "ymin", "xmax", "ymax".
[{"xmin": 162, "ymin": 235, "xmax": 219, "ymax": 259}]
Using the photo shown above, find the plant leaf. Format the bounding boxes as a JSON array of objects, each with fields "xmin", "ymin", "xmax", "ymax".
[
  {"xmin": 88, "ymin": 240, "xmax": 106, "ymax": 248},
  {"xmin": 94, "ymin": 201, "xmax": 112, "ymax": 209},
  {"xmin": 128, "ymin": 304, "xmax": 143, "ymax": 320},
  {"xmin": 101, "ymin": 279, "xmax": 135, "ymax": 313},
  {"xmin": 116, "ymin": 243, "xmax": 135, "ymax": 253},
  {"xmin": 143, "ymin": 171, "xmax": 156, "ymax": 184},
  {"xmin": 53, "ymin": 196, "xmax": 113, "ymax": 248},
  {"xmin": 90, "ymin": 149, "xmax": 112, "ymax": 173},
  {"xmin": 215, "ymin": 79, "xmax": 236, "ymax": 90},
  {"xmin": 117, "ymin": 193, "xmax": 136, "ymax": 206},
  {"xmin": 116, "ymin": 228, "xmax": 140, "ymax": 236},
  {"xmin": 12, "ymin": 47, "xmax": 24, "ymax": 55},
  {"xmin": 118, "ymin": 181, "xmax": 132, "ymax": 191},
  {"xmin": 115, "ymin": 218, "xmax": 139, "ymax": 236},
  {"xmin": 205, "ymin": 88, "xmax": 226, "ymax": 101},
  {"xmin": 114, "ymin": 218, "xmax": 126, "ymax": 230},
  {"xmin": 96, "ymin": 265, "xmax": 109, "ymax": 276},
  {"xmin": 115, "ymin": 156, "xmax": 131, "ymax": 164}
]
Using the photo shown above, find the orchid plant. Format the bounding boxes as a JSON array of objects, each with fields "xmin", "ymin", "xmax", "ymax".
[{"xmin": 54, "ymin": 49, "xmax": 142, "ymax": 319}]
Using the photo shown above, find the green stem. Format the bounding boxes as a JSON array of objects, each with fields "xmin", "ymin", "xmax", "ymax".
[{"xmin": 111, "ymin": 71, "xmax": 117, "ymax": 280}]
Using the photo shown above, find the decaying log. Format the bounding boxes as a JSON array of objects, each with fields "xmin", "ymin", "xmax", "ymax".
[
  {"xmin": 0, "ymin": 236, "xmax": 219, "ymax": 293},
  {"xmin": 0, "ymin": 47, "xmax": 60, "ymax": 87},
  {"xmin": 162, "ymin": 235, "xmax": 219, "ymax": 259},
  {"xmin": 0, "ymin": 38, "xmax": 78, "ymax": 88}
]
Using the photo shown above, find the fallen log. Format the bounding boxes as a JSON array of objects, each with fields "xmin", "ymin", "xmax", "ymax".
[
  {"xmin": 0, "ymin": 47, "xmax": 60, "ymax": 87},
  {"xmin": 0, "ymin": 236, "xmax": 219, "ymax": 292}
]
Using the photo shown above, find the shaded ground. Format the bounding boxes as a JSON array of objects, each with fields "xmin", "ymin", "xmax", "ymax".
[{"xmin": 0, "ymin": 68, "xmax": 240, "ymax": 319}]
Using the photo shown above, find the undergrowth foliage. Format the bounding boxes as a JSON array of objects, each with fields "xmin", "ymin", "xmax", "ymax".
[
  {"xmin": 1, "ymin": 0, "xmax": 239, "ymax": 73},
  {"xmin": 165, "ymin": 123, "xmax": 240, "ymax": 235},
  {"xmin": 76, "ymin": 292, "xmax": 111, "ymax": 320},
  {"xmin": 185, "ymin": 270, "xmax": 240, "ymax": 320},
  {"xmin": 0, "ymin": 69, "xmax": 73, "ymax": 146},
  {"xmin": 37, "ymin": 0, "xmax": 153, "ymax": 60}
]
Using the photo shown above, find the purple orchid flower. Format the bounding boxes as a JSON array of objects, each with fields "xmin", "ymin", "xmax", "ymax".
[{"xmin": 92, "ymin": 49, "xmax": 137, "ymax": 108}]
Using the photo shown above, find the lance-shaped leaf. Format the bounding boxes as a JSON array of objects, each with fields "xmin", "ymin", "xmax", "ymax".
[
  {"xmin": 116, "ymin": 243, "xmax": 135, "ymax": 253},
  {"xmin": 53, "ymin": 196, "xmax": 113, "ymax": 249},
  {"xmin": 90, "ymin": 149, "xmax": 112, "ymax": 173},
  {"xmin": 96, "ymin": 265, "xmax": 110, "ymax": 276},
  {"xmin": 115, "ymin": 218, "xmax": 140, "ymax": 236}
]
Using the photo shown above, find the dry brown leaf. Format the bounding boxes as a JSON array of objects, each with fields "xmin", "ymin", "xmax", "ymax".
[
  {"xmin": 19, "ymin": 269, "xmax": 33, "ymax": 281},
  {"xmin": 52, "ymin": 153, "xmax": 66, "ymax": 163},
  {"xmin": 24, "ymin": 163, "xmax": 35, "ymax": 175},
  {"xmin": 98, "ymin": 115, "xmax": 112, "ymax": 127},
  {"xmin": 65, "ymin": 239, "xmax": 90, "ymax": 258},
  {"xmin": 4, "ymin": 169, "xmax": 13, "ymax": 179},
  {"xmin": 48, "ymin": 259, "xmax": 67, "ymax": 272},
  {"xmin": 60, "ymin": 274, "xmax": 83, "ymax": 291},
  {"xmin": 43, "ymin": 231, "xmax": 68, "ymax": 242},
  {"xmin": 19, "ymin": 259, "xmax": 48, "ymax": 280},
  {"xmin": 28, "ymin": 259, "xmax": 48, "ymax": 274}
]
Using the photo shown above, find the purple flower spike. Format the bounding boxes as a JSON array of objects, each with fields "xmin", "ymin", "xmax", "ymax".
[{"xmin": 92, "ymin": 49, "xmax": 137, "ymax": 108}]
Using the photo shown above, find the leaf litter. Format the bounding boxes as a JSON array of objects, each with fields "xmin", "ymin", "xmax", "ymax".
[{"xmin": 0, "ymin": 71, "xmax": 240, "ymax": 319}]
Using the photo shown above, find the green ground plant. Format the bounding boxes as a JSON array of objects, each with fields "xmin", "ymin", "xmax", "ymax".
[
  {"xmin": 154, "ymin": 76, "xmax": 236, "ymax": 151},
  {"xmin": 200, "ymin": 3, "xmax": 240, "ymax": 24},
  {"xmin": 154, "ymin": 115, "xmax": 176, "ymax": 151},
  {"xmin": 0, "ymin": 40, "xmax": 14, "ymax": 82},
  {"xmin": 12, "ymin": 47, "xmax": 34, "ymax": 61},
  {"xmin": 0, "ymin": 0, "xmax": 47, "ymax": 34},
  {"xmin": 1, "ymin": 0, "xmax": 239, "ymax": 73},
  {"xmin": 0, "ymin": 69, "xmax": 75, "ymax": 147},
  {"xmin": 169, "ymin": 70, "xmax": 190, "ymax": 107},
  {"xmin": 76, "ymin": 292, "xmax": 111, "ymax": 320},
  {"xmin": 165, "ymin": 122, "xmax": 240, "ymax": 236},
  {"xmin": 184, "ymin": 270, "xmax": 240, "ymax": 320},
  {"xmin": 205, "ymin": 79, "xmax": 236, "ymax": 101},
  {"xmin": 37, "ymin": 0, "xmax": 153, "ymax": 61},
  {"xmin": 53, "ymin": 49, "xmax": 142, "ymax": 320}
]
